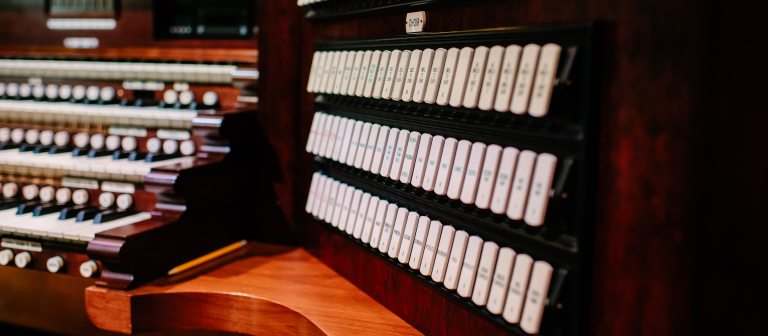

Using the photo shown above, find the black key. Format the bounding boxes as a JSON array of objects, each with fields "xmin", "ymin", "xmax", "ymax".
[
  {"xmin": 128, "ymin": 151, "xmax": 147, "ymax": 161},
  {"xmin": 144, "ymin": 153, "xmax": 180, "ymax": 162},
  {"xmin": 59, "ymin": 205, "xmax": 94, "ymax": 220},
  {"xmin": 93, "ymin": 209, "xmax": 137, "ymax": 224},
  {"xmin": 16, "ymin": 200, "xmax": 43, "ymax": 215},
  {"xmin": 72, "ymin": 148, "xmax": 89, "ymax": 156},
  {"xmin": 33, "ymin": 145, "xmax": 53, "ymax": 153},
  {"xmin": 112, "ymin": 151, "xmax": 130, "ymax": 160},
  {"xmin": 75, "ymin": 207, "xmax": 101, "ymax": 222},
  {"xmin": 87, "ymin": 149, "xmax": 112, "ymax": 157},
  {"xmin": 33, "ymin": 203, "xmax": 70, "ymax": 217},
  {"xmin": 49, "ymin": 146, "xmax": 73, "ymax": 154},
  {"xmin": 0, "ymin": 143, "xmax": 21, "ymax": 150},
  {"xmin": 0, "ymin": 199, "xmax": 22, "ymax": 211},
  {"xmin": 18, "ymin": 144, "xmax": 36, "ymax": 152}
]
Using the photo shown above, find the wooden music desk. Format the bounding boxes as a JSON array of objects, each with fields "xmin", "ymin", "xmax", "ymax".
[{"xmin": 84, "ymin": 242, "xmax": 420, "ymax": 335}]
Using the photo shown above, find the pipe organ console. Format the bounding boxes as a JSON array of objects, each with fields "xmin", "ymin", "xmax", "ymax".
[
  {"xmin": 0, "ymin": 1, "xmax": 261, "ymax": 292},
  {"xmin": 300, "ymin": 7, "xmax": 599, "ymax": 334}
]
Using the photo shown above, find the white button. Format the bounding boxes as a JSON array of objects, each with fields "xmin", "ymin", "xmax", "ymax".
[
  {"xmin": 55, "ymin": 188, "xmax": 72, "ymax": 204},
  {"xmin": 58, "ymin": 84, "xmax": 73, "ymax": 100},
  {"xmin": 0, "ymin": 127, "xmax": 10, "ymax": 142},
  {"xmin": 178, "ymin": 90, "xmax": 195, "ymax": 105},
  {"xmin": 0, "ymin": 250, "xmax": 14, "ymax": 266},
  {"xmin": 202, "ymin": 91, "xmax": 219, "ymax": 106},
  {"xmin": 19, "ymin": 83, "xmax": 31, "ymax": 98},
  {"xmin": 2, "ymin": 183, "xmax": 18, "ymax": 198},
  {"xmin": 105, "ymin": 135, "xmax": 121, "ymax": 151},
  {"xmin": 14, "ymin": 252, "xmax": 32, "ymax": 268},
  {"xmin": 73, "ymin": 132, "xmax": 90, "ymax": 148},
  {"xmin": 163, "ymin": 89, "xmax": 178, "ymax": 105},
  {"xmin": 79, "ymin": 260, "xmax": 99, "ymax": 278},
  {"xmin": 179, "ymin": 140, "xmax": 196, "ymax": 156},
  {"xmin": 146, "ymin": 137, "xmax": 161, "ymax": 153},
  {"xmin": 45, "ymin": 84, "xmax": 59, "ymax": 100},
  {"xmin": 72, "ymin": 85, "xmax": 86, "ymax": 100},
  {"xmin": 90, "ymin": 133, "xmax": 105, "ymax": 149},
  {"xmin": 162, "ymin": 139, "xmax": 179, "ymax": 154},
  {"xmin": 54, "ymin": 131, "xmax": 71, "ymax": 147},
  {"xmin": 39, "ymin": 186, "xmax": 55, "ymax": 202},
  {"xmin": 6, "ymin": 83, "xmax": 18, "ymax": 97},
  {"xmin": 121, "ymin": 136, "xmax": 138, "ymax": 152},
  {"xmin": 24, "ymin": 128, "xmax": 40, "ymax": 144},
  {"xmin": 39, "ymin": 130, "xmax": 54, "ymax": 146},
  {"xmin": 99, "ymin": 192, "xmax": 116, "ymax": 208},
  {"xmin": 86, "ymin": 86, "xmax": 100, "ymax": 101},
  {"xmin": 46, "ymin": 256, "xmax": 65, "ymax": 273},
  {"xmin": 32, "ymin": 84, "xmax": 45, "ymax": 99},
  {"xmin": 22, "ymin": 184, "xmax": 39, "ymax": 200},
  {"xmin": 100, "ymin": 86, "xmax": 116, "ymax": 101},
  {"xmin": 72, "ymin": 189, "xmax": 90, "ymax": 205},
  {"xmin": 10, "ymin": 128, "xmax": 25, "ymax": 144}
]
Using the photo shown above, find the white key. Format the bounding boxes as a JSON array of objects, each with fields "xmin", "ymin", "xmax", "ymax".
[
  {"xmin": 446, "ymin": 139, "xmax": 472, "ymax": 200},
  {"xmin": 449, "ymin": 47, "xmax": 474, "ymax": 107},
  {"xmin": 339, "ymin": 118, "xmax": 357, "ymax": 165},
  {"xmin": 487, "ymin": 247, "xmax": 516, "ymax": 315},
  {"xmin": 397, "ymin": 211, "xmax": 420, "ymax": 263},
  {"xmin": 306, "ymin": 112, "xmax": 323, "ymax": 152},
  {"xmin": 362, "ymin": 124, "xmax": 379, "ymax": 171},
  {"xmin": 372, "ymin": 50, "xmax": 391, "ymax": 99},
  {"xmin": 525, "ymin": 153, "xmax": 557, "ymax": 226},
  {"xmin": 362, "ymin": 50, "xmax": 381, "ymax": 98},
  {"xmin": 457, "ymin": 235, "xmax": 483, "ymax": 297},
  {"xmin": 354, "ymin": 51, "xmax": 373, "ymax": 97},
  {"xmin": 400, "ymin": 49, "xmax": 422, "ymax": 102},
  {"xmin": 352, "ymin": 193, "xmax": 372, "ymax": 239},
  {"xmin": 366, "ymin": 198, "xmax": 388, "ymax": 246},
  {"xmin": 529, "ymin": 44, "xmax": 562, "ymax": 117},
  {"xmin": 490, "ymin": 147, "xmax": 520, "ymax": 214},
  {"xmin": 330, "ymin": 183, "xmax": 347, "ymax": 227},
  {"xmin": 388, "ymin": 207, "xmax": 409, "ymax": 258},
  {"xmin": 331, "ymin": 117, "xmax": 348, "ymax": 161},
  {"xmin": 419, "ymin": 220, "xmax": 443, "ymax": 276},
  {"xmin": 360, "ymin": 196, "xmax": 380, "ymax": 243},
  {"xmin": 378, "ymin": 203, "xmax": 399, "ymax": 253},
  {"xmin": 324, "ymin": 115, "xmax": 341, "ymax": 158},
  {"xmin": 346, "ymin": 51, "xmax": 364, "ymax": 96},
  {"xmin": 494, "ymin": 45, "xmax": 522, "ymax": 112},
  {"xmin": 331, "ymin": 51, "xmax": 348, "ymax": 94},
  {"xmin": 325, "ymin": 51, "xmax": 342, "ymax": 94},
  {"xmin": 323, "ymin": 181, "xmax": 340, "ymax": 222},
  {"xmin": 412, "ymin": 48, "xmax": 434, "ymax": 103},
  {"xmin": 399, "ymin": 131, "xmax": 420, "ymax": 184},
  {"xmin": 390, "ymin": 50, "xmax": 411, "ymax": 101},
  {"xmin": 345, "ymin": 189, "xmax": 363, "ymax": 235},
  {"xmin": 503, "ymin": 254, "xmax": 533, "ymax": 323},
  {"xmin": 338, "ymin": 185, "xmax": 356, "ymax": 231},
  {"xmin": 307, "ymin": 51, "xmax": 322, "ymax": 92},
  {"xmin": 430, "ymin": 225, "xmax": 455, "ymax": 283},
  {"xmin": 408, "ymin": 215, "xmax": 431, "ymax": 270},
  {"xmin": 476, "ymin": 144, "xmax": 502, "ymax": 209},
  {"xmin": 472, "ymin": 241, "xmax": 500, "ymax": 306},
  {"xmin": 379, "ymin": 127, "xmax": 400, "ymax": 177},
  {"xmin": 340, "ymin": 50, "xmax": 356, "ymax": 94},
  {"xmin": 318, "ymin": 114, "xmax": 335, "ymax": 157},
  {"xmin": 424, "ymin": 48, "xmax": 446, "ymax": 104},
  {"xmin": 520, "ymin": 261, "xmax": 554, "ymax": 334},
  {"xmin": 310, "ymin": 113, "xmax": 327, "ymax": 155},
  {"xmin": 380, "ymin": 50, "xmax": 401, "ymax": 100},
  {"xmin": 510, "ymin": 44, "xmax": 541, "ymax": 114},
  {"xmin": 478, "ymin": 45, "xmax": 505, "ymax": 111},
  {"xmin": 444, "ymin": 230, "xmax": 468, "ymax": 290},
  {"xmin": 436, "ymin": 48, "xmax": 460, "ymax": 106},
  {"xmin": 370, "ymin": 125, "xmax": 390, "ymax": 174},
  {"xmin": 421, "ymin": 135, "xmax": 444, "ymax": 192},
  {"xmin": 410, "ymin": 133, "xmax": 432, "ymax": 188},
  {"xmin": 463, "ymin": 46, "xmax": 489, "ymax": 109},
  {"xmin": 389, "ymin": 129, "xmax": 410, "ymax": 180},
  {"xmin": 460, "ymin": 142, "xmax": 487, "ymax": 204},
  {"xmin": 507, "ymin": 150, "xmax": 536, "ymax": 220},
  {"xmin": 305, "ymin": 172, "xmax": 322, "ymax": 213},
  {"xmin": 345, "ymin": 120, "xmax": 364, "ymax": 166},
  {"xmin": 434, "ymin": 137, "xmax": 457, "ymax": 195},
  {"xmin": 353, "ymin": 122, "xmax": 372, "ymax": 169},
  {"xmin": 318, "ymin": 51, "xmax": 336, "ymax": 94}
]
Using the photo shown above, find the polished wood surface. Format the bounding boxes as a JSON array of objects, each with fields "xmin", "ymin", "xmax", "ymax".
[{"xmin": 85, "ymin": 243, "xmax": 420, "ymax": 335}]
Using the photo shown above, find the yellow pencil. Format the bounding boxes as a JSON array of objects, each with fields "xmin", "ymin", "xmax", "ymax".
[{"xmin": 167, "ymin": 240, "xmax": 248, "ymax": 276}]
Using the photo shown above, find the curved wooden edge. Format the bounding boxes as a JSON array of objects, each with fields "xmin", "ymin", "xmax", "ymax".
[
  {"xmin": 85, "ymin": 244, "xmax": 421, "ymax": 336},
  {"xmin": 85, "ymin": 289, "xmax": 326, "ymax": 335}
]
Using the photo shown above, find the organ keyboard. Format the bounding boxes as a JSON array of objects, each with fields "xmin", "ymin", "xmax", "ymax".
[{"xmin": 303, "ymin": 24, "xmax": 599, "ymax": 335}]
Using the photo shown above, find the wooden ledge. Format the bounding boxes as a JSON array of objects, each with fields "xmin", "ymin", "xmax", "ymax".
[{"xmin": 85, "ymin": 243, "xmax": 420, "ymax": 335}]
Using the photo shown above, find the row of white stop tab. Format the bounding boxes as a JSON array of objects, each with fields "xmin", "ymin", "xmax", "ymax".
[
  {"xmin": 306, "ymin": 111, "xmax": 558, "ymax": 226},
  {"xmin": 306, "ymin": 172, "xmax": 554, "ymax": 335},
  {"xmin": 306, "ymin": 43, "xmax": 561, "ymax": 117}
]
